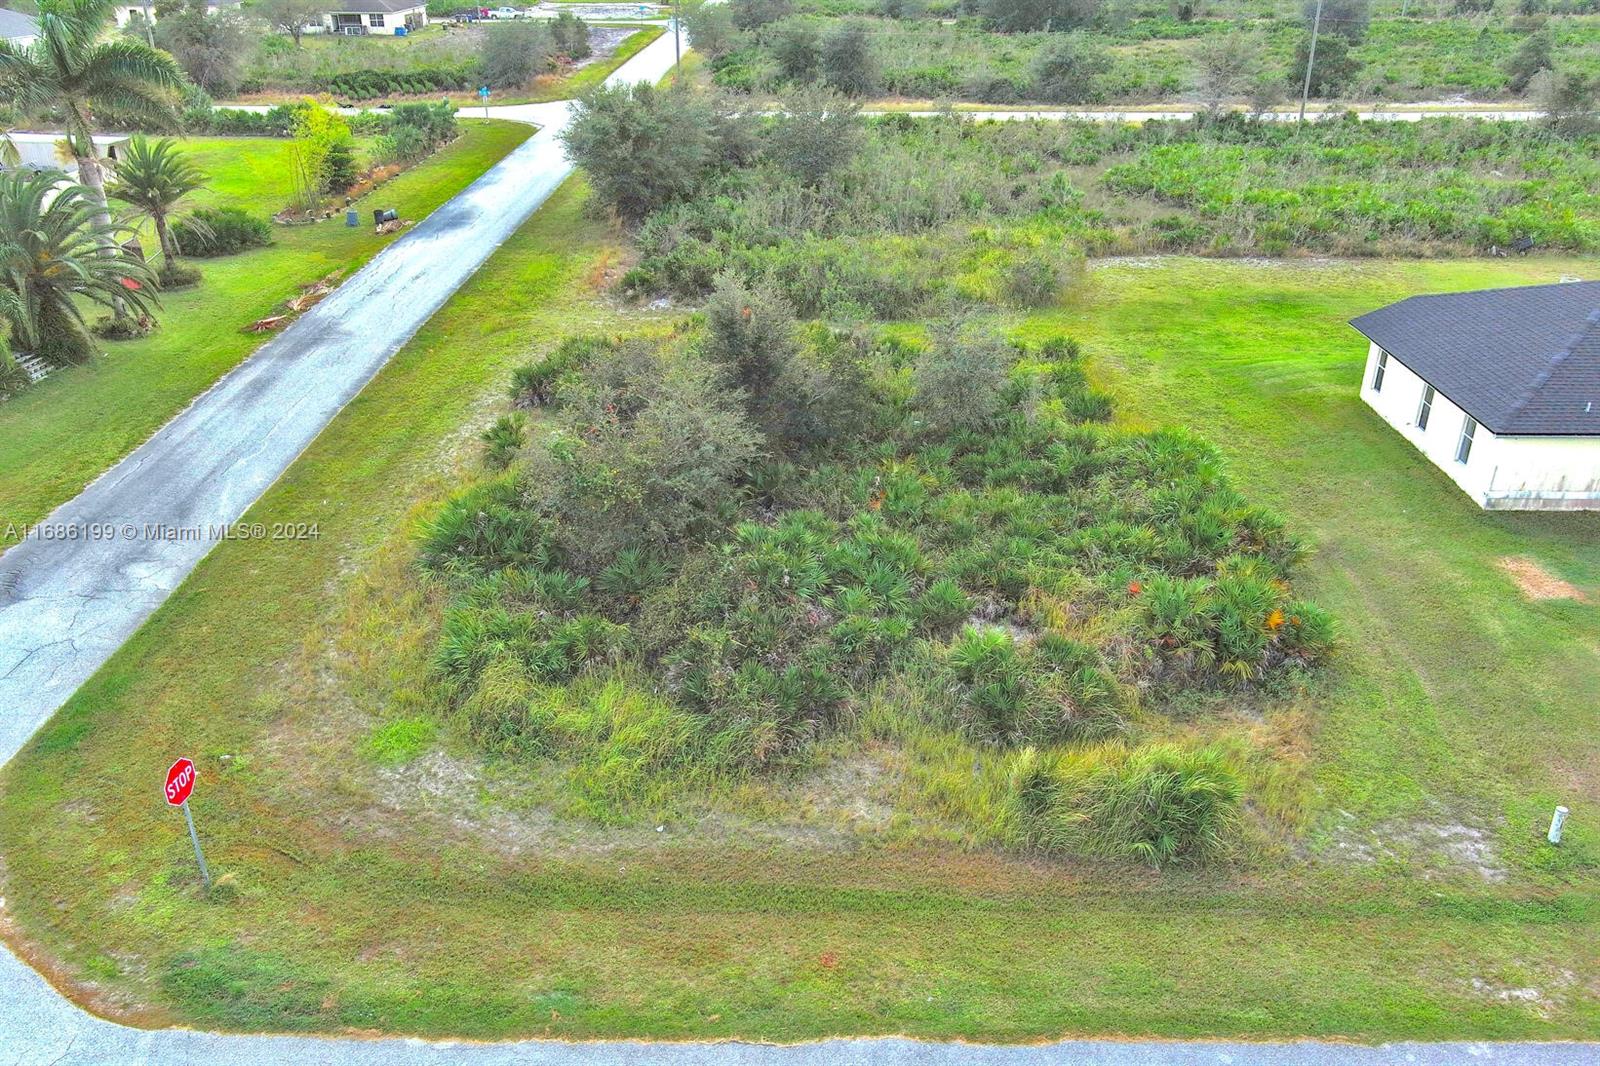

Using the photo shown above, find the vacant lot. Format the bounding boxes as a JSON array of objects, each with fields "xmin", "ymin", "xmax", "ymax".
[
  {"xmin": 0, "ymin": 121, "xmax": 530, "ymax": 535},
  {"xmin": 711, "ymin": 8, "xmax": 1600, "ymax": 104},
  {"xmin": 0, "ymin": 147, "xmax": 1594, "ymax": 1041}
]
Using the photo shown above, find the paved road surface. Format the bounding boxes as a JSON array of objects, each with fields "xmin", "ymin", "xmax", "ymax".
[
  {"xmin": 2, "ymin": 30, "xmax": 1593, "ymax": 1066},
  {"xmin": 0, "ymin": 31, "xmax": 674, "ymax": 763}
]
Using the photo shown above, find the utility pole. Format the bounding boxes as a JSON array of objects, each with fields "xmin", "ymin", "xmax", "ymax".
[
  {"xmin": 1298, "ymin": 0, "xmax": 1323, "ymax": 124},
  {"xmin": 673, "ymin": 5, "xmax": 681, "ymax": 73},
  {"xmin": 142, "ymin": 1, "xmax": 155, "ymax": 47}
]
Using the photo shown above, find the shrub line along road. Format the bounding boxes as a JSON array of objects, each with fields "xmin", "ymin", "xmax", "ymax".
[{"xmin": 0, "ymin": 31, "xmax": 1589, "ymax": 1065}]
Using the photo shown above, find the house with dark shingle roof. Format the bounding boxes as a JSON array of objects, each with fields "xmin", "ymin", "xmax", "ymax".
[
  {"xmin": 0, "ymin": 8, "xmax": 39, "ymax": 46},
  {"xmin": 1350, "ymin": 280, "xmax": 1600, "ymax": 511}
]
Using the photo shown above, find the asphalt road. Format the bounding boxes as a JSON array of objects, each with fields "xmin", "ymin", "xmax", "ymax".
[
  {"xmin": 0, "ymin": 29, "xmax": 1593, "ymax": 1066},
  {"xmin": 0, "ymin": 31, "xmax": 676, "ymax": 764}
]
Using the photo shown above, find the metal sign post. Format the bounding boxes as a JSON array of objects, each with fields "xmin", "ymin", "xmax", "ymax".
[
  {"xmin": 480, "ymin": 84, "xmax": 491, "ymax": 119},
  {"xmin": 181, "ymin": 799, "xmax": 212, "ymax": 888},
  {"xmin": 164, "ymin": 757, "xmax": 210, "ymax": 889}
]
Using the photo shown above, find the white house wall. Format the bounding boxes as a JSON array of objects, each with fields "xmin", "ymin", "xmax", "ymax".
[{"xmin": 1358, "ymin": 341, "xmax": 1600, "ymax": 510}]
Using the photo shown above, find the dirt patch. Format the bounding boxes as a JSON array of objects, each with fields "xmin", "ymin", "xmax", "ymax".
[
  {"xmin": 1468, "ymin": 969, "xmax": 1578, "ymax": 1020},
  {"xmin": 1320, "ymin": 808, "xmax": 1508, "ymax": 883},
  {"xmin": 1498, "ymin": 556, "xmax": 1583, "ymax": 601}
]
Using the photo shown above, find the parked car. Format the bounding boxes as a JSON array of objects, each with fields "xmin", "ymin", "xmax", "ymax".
[{"xmin": 487, "ymin": 6, "xmax": 522, "ymax": 17}]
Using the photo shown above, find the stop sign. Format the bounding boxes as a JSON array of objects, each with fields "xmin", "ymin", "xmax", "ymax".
[{"xmin": 164, "ymin": 757, "xmax": 196, "ymax": 807}]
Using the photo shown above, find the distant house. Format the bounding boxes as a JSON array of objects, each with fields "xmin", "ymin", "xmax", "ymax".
[
  {"xmin": 1350, "ymin": 281, "xmax": 1600, "ymax": 511},
  {"xmin": 5, "ymin": 132, "xmax": 131, "ymax": 174},
  {"xmin": 324, "ymin": 0, "xmax": 429, "ymax": 35},
  {"xmin": 0, "ymin": 8, "xmax": 39, "ymax": 46},
  {"xmin": 111, "ymin": 1, "xmax": 239, "ymax": 28}
]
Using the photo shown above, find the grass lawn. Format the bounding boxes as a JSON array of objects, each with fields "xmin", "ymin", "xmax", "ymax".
[
  {"xmin": 0, "ymin": 120, "xmax": 530, "ymax": 536},
  {"xmin": 0, "ymin": 166, "xmax": 1596, "ymax": 1045}
]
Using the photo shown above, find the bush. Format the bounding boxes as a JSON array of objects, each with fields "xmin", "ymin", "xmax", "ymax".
[
  {"xmin": 1504, "ymin": 29, "xmax": 1553, "ymax": 93},
  {"xmin": 322, "ymin": 138, "xmax": 360, "ymax": 193},
  {"xmin": 561, "ymin": 82, "xmax": 756, "ymax": 224},
  {"xmin": 90, "ymin": 313, "xmax": 156, "ymax": 340},
  {"xmin": 533, "ymin": 340, "xmax": 762, "ymax": 572},
  {"xmin": 763, "ymin": 86, "xmax": 863, "ymax": 187},
  {"xmin": 172, "ymin": 207, "xmax": 271, "ymax": 257},
  {"xmin": 1030, "ymin": 35, "xmax": 1111, "ymax": 104},
  {"xmin": 820, "ymin": 21, "xmax": 879, "ymax": 97},
  {"xmin": 771, "ymin": 20, "xmax": 821, "ymax": 82},
  {"xmin": 1010, "ymin": 742, "xmax": 1242, "ymax": 864},
  {"xmin": 551, "ymin": 11, "xmax": 591, "ymax": 60},
  {"xmin": 481, "ymin": 413, "xmax": 527, "ymax": 470},
  {"xmin": 159, "ymin": 262, "xmax": 204, "ymax": 290},
  {"xmin": 481, "ymin": 20, "xmax": 556, "ymax": 89},
  {"xmin": 912, "ymin": 322, "xmax": 1012, "ymax": 435},
  {"xmin": 1293, "ymin": 33, "xmax": 1359, "ymax": 97},
  {"xmin": 510, "ymin": 334, "xmax": 613, "ymax": 408}
]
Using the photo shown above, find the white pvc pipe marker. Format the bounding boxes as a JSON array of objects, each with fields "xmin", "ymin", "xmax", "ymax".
[{"xmin": 1548, "ymin": 805, "xmax": 1570, "ymax": 845}]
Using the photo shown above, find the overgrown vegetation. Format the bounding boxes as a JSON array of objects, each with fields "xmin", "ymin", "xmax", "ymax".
[
  {"xmin": 567, "ymin": 105, "xmax": 1600, "ymax": 315},
  {"xmin": 418, "ymin": 274, "xmax": 1330, "ymax": 859},
  {"xmin": 697, "ymin": 2, "xmax": 1600, "ymax": 104}
]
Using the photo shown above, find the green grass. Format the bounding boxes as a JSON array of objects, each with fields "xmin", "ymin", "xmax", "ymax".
[
  {"xmin": 0, "ymin": 121, "xmax": 530, "ymax": 534},
  {"xmin": 1, "ymin": 208, "xmax": 1597, "ymax": 1039}
]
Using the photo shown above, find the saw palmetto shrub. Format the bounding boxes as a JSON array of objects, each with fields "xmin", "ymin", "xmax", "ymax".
[{"xmin": 414, "ymin": 275, "xmax": 1328, "ymax": 851}]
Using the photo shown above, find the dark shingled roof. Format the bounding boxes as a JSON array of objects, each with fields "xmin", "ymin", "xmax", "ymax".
[
  {"xmin": 328, "ymin": 0, "xmax": 425, "ymax": 11},
  {"xmin": 0, "ymin": 8, "xmax": 39, "ymax": 39},
  {"xmin": 1349, "ymin": 280, "xmax": 1600, "ymax": 437}
]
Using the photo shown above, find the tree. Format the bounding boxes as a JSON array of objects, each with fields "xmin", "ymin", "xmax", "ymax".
[
  {"xmin": 730, "ymin": 0, "xmax": 792, "ymax": 32},
  {"xmin": 1530, "ymin": 68, "xmax": 1597, "ymax": 134},
  {"xmin": 979, "ymin": 0, "xmax": 1099, "ymax": 33},
  {"xmin": 551, "ymin": 11, "xmax": 591, "ymax": 60},
  {"xmin": 820, "ymin": 20, "xmax": 877, "ymax": 96},
  {"xmin": 770, "ymin": 19, "xmax": 819, "ymax": 82},
  {"xmin": 683, "ymin": 1, "xmax": 737, "ymax": 60},
  {"xmin": 1503, "ymin": 28, "xmax": 1552, "ymax": 94},
  {"xmin": 536, "ymin": 341, "xmax": 761, "ymax": 572},
  {"xmin": 155, "ymin": 0, "xmax": 249, "ymax": 95},
  {"xmin": 1291, "ymin": 31, "xmax": 1358, "ymax": 97},
  {"xmin": 763, "ymin": 86, "xmax": 862, "ymax": 186},
  {"xmin": 108, "ymin": 135, "xmax": 207, "ymax": 279},
  {"xmin": 562, "ymin": 82, "xmax": 753, "ymax": 223},
  {"xmin": 1030, "ymin": 35, "xmax": 1110, "ymax": 103},
  {"xmin": 0, "ymin": 170, "xmax": 159, "ymax": 364},
  {"xmin": 1193, "ymin": 30, "xmax": 1267, "ymax": 115},
  {"xmin": 480, "ymin": 20, "xmax": 555, "ymax": 89},
  {"xmin": 288, "ymin": 98, "xmax": 353, "ymax": 211},
  {"xmin": 1302, "ymin": 0, "xmax": 1367, "ymax": 43},
  {"xmin": 0, "ymin": 0, "xmax": 185, "ymax": 269},
  {"xmin": 257, "ymin": 0, "xmax": 326, "ymax": 48},
  {"xmin": 912, "ymin": 321, "xmax": 1011, "ymax": 436}
]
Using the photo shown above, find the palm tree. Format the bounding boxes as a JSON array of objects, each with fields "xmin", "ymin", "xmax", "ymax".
[
  {"xmin": 0, "ymin": 169, "xmax": 159, "ymax": 364},
  {"xmin": 0, "ymin": 0, "xmax": 185, "ymax": 255},
  {"xmin": 109, "ymin": 135, "xmax": 207, "ymax": 277}
]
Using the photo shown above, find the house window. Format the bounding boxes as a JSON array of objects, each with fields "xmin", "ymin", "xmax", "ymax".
[
  {"xmin": 369, "ymin": 12, "xmax": 384, "ymax": 25},
  {"xmin": 1455, "ymin": 415, "xmax": 1477, "ymax": 464},
  {"xmin": 1416, "ymin": 384, "xmax": 1434, "ymax": 430},
  {"xmin": 1372, "ymin": 350, "xmax": 1388, "ymax": 392}
]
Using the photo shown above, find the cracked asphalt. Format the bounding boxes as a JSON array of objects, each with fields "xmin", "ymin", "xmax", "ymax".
[{"xmin": 1, "ymin": 29, "xmax": 1594, "ymax": 1065}]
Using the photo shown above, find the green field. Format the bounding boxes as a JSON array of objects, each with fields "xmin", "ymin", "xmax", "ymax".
[
  {"xmin": 1, "ymin": 145, "xmax": 1595, "ymax": 1042},
  {"xmin": 0, "ymin": 120, "xmax": 531, "ymax": 537}
]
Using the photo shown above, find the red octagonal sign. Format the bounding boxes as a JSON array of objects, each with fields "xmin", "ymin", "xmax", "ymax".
[{"xmin": 164, "ymin": 757, "xmax": 196, "ymax": 807}]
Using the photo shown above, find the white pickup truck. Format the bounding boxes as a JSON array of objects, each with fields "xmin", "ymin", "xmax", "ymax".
[{"xmin": 486, "ymin": 5, "xmax": 523, "ymax": 16}]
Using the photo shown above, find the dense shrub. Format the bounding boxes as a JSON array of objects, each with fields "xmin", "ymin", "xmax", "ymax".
[
  {"xmin": 171, "ymin": 207, "xmax": 272, "ymax": 257},
  {"xmin": 561, "ymin": 82, "xmax": 756, "ymax": 223},
  {"xmin": 481, "ymin": 20, "xmax": 556, "ymax": 88},
  {"xmin": 422, "ymin": 323, "xmax": 1325, "ymax": 795},
  {"xmin": 820, "ymin": 20, "xmax": 879, "ymax": 95},
  {"xmin": 1030, "ymin": 35, "xmax": 1111, "ymax": 103},
  {"xmin": 551, "ymin": 11, "xmax": 592, "ymax": 60},
  {"xmin": 509, "ymin": 334, "xmax": 614, "ymax": 408}
]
